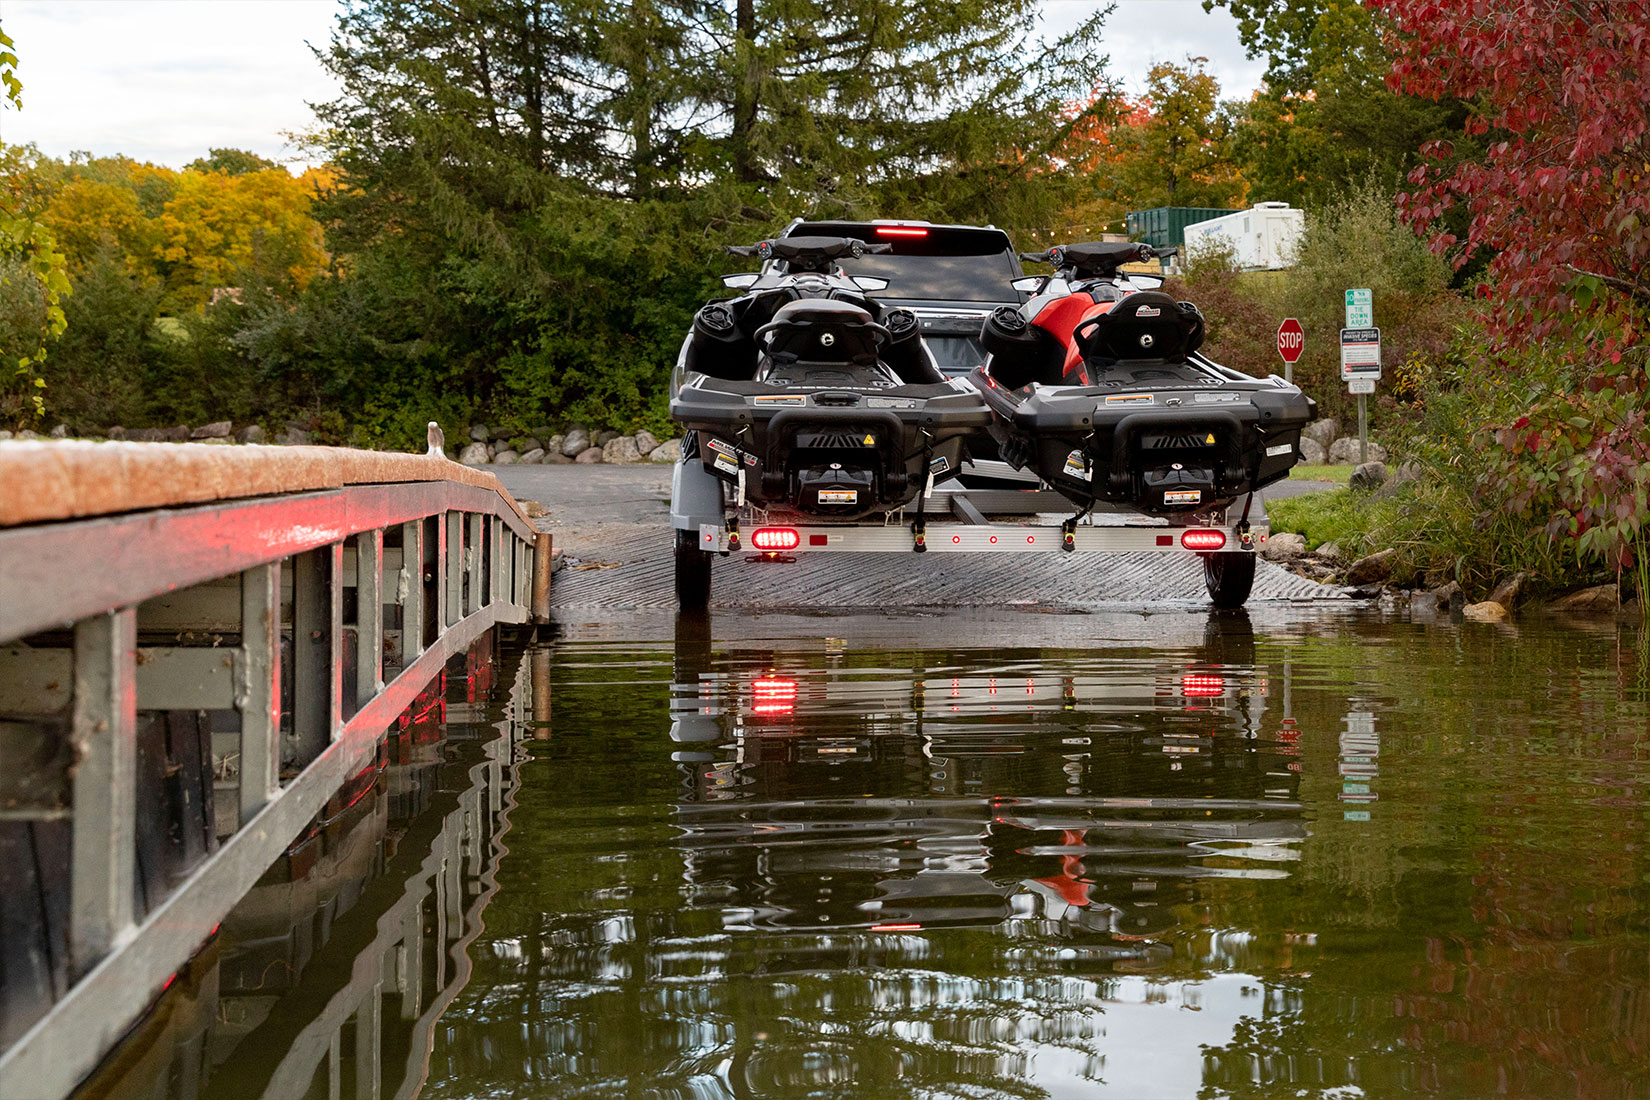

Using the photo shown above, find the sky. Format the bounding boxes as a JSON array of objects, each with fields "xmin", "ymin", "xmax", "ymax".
[{"xmin": 0, "ymin": 0, "xmax": 1266, "ymax": 171}]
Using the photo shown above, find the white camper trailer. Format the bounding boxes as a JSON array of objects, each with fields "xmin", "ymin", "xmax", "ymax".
[{"xmin": 1182, "ymin": 202, "xmax": 1304, "ymax": 270}]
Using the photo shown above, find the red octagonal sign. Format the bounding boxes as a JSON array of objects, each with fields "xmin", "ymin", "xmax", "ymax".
[{"xmin": 1277, "ymin": 318, "xmax": 1305, "ymax": 364}]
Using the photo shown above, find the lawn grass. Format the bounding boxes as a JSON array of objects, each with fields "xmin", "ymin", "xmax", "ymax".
[{"xmin": 1290, "ymin": 464, "xmax": 1353, "ymax": 483}]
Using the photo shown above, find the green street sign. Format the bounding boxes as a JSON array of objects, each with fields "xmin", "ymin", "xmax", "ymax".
[{"xmin": 1345, "ymin": 288, "xmax": 1372, "ymax": 327}]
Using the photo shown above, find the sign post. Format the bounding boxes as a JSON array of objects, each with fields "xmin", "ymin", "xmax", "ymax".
[
  {"xmin": 1276, "ymin": 318, "xmax": 1304, "ymax": 382},
  {"xmin": 1340, "ymin": 326, "xmax": 1381, "ymax": 463}
]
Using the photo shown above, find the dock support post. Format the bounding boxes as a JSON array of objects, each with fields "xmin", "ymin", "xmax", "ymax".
[
  {"xmin": 445, "ymin": 512, "xmax": 463, "ymax": 627},
  {"xmin": 400, "ymin": 521, "xmax": 423, "ymax": 668},
  {"xmin": 69, "ymin": 609, "xmax": 137, "ymax": 976},
  {"xmin": 239, "ymin": 563, "xmax": 282, "ymax": 821},
  {"xmin": 356, "ymin": 530, "xmax": 383, "ymax": 708},
  {"xmin": 531, "ymin": 532, "xmax": 552, "ymax": 624}
]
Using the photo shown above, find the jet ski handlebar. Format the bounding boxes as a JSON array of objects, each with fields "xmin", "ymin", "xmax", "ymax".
[
  {"xmin": 1020, "ymin": 241, "xmax": 1176, "ymax": 279},
  {"xmin": 726, "ymin": 235, "xmax": 892, "ymax": 274}
]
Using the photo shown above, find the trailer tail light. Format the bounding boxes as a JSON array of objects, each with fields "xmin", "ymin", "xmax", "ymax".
[
  {"xmin": 876, "ymin": 226, "xmax": 929, "ymax": 237},
  {"xmin": 1180, "ymin": 529, "xmax": 1226, "ymax": 550},
  {"xmin": 752, "ymin": 677, "xmax": 796, "ymax": 715},
  {"xmin": 1182, "ymin": 675, "xmax": 1226, "ymax": 697},
  {"xmin": 750, "ymin": 527, "xmax": 800, "ymax": 550}
]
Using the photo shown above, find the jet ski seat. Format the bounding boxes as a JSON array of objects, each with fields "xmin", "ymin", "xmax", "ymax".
[
  {"xmin": 759, "ymin": 299, "xmax": 887, "ymax": 365},
  {"xmin": 1074, "ymin": 291, "xmax": 1205, "ymax": 365}
]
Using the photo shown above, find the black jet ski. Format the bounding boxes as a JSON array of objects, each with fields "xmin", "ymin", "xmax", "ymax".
[
  {"xmin": 671, "ymin": 236, "xmax": 990, "ymax": 524},
  {"xmin": 970, "ymin": 241, "xmax": 1316, "ymax": 517}
]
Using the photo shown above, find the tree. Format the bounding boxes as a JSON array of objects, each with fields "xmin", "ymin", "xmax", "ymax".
[
  {"xmin": 185, "ymin": 148, "xmax": 282, "ymax": 176},
  {"xmin": 0, "ymin": 24, "xmax": 69, "ymax": 422},
  {"xmin": 1109, "ymin": 58, "xmax": 1246, "ymax": 210},
  {"xmin": 1375, "ymin": 0, "xmax": 1649, "ymax": 576}
]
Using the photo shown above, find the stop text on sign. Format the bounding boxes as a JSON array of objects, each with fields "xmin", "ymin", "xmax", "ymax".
[{"xmin": 1277, "ymin": 318, "xmax": 1305, "ymax": 364}]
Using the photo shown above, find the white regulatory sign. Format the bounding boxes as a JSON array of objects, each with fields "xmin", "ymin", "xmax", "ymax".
[
  {"xmin": 1347, "ymin": 378, "xmax": 1375, "ymax": 395},
  {"xmin": 1340, "ymin": 327, "xmax": 1381, "ymax": 380}
]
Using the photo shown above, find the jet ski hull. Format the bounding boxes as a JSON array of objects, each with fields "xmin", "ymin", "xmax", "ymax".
[
  {"xmin": 672, "ymin": 378, "xmax": 991, "ymax": 520},
  {"xmin": 971, "ymin": 367, "xmax": 1315, "ymax": 515}
]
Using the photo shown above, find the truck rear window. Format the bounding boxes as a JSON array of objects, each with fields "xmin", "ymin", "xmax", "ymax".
[{"xmin": 790, "ymin": 222, "xmax": 1021, "ymax": 302}]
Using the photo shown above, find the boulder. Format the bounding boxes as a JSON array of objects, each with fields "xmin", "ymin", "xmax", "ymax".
[
  {"xmin": 513, "ymin": 436, "xmax": 543, "ymax": 455},
  {"xmin": 574, "ymin": 446, "xmax": 605, "ymax": 464},
  {"xmin": 191, "ymin": 421, "xmax": 232, "ymax": 439},
  {"xmin": 543, "ymin": 433, "xmax": 564, "ymax": 455},
  {"xmin": 129, "ymin": 427, "xmax": 166, "ymax": 442},
  {"xmin": 276, "ymin": 428, "xmax": 312, "ymax": 446},
  {"xmin": 49, "ymin": 423, "xmax": 69, "ymax": 439},
  {"xmin": 1317, "ymin": 541, "xmax": 1343, "ymax": 562},
  {"xmin": 602, "ymin": 435, "xmax": 642, "ymax": 464},
  {"xmin": 1349, "ymin": 461, "xmax": 1388, "ymax": 491},
  {"xmin": 561, "ymin": 428, "xmax": 592, "ymax": 456},
  {"xmin": 165, "ymin": 425, "xmax": 192, "ymax": 442},
  {"xmin": 469, "ymin": 425, "xmax": 490, "ymax": 442},
  {"xmin": 1371, "ymin": 461, "xmax": 1422, "ymax": 501},
  {"xmin": 235, "ymin": 425, "xmax": 267, "ymax": 444},
  {"xmin": 596, "ymin": 429, "xmax": 620, "ymax": 446},
  {"xmin": 1345, "ymin": 548, "xmax": 1397, "ymax": 586},
  {"xmin": 1546, "ymin": 584, "xmax": 1619, "ymax": 614},
  {"xmin": 0, "ymin": 430, "xmax": 12, "ymax": 440},
  {"xmin": 493, "ymin": 449, "xmax": 520, "ymax": 465},
  {"xmin": 519, "ymin": 448, "xmax": 546, "ymax": 464},
  {"xmin": 1463, "ymin": 600, "xmax": 1508, "ymax": 622},
  {"xmin": 635, "ymin": 429, "xmax": 661, "ymax": 456},
  {"xmin": 1328, "ymin": 436, "xmax": 1388, "ymax": 465},
  {"xmin": 458, "ymin": 441, "xmax": 490, "ymax": 466},
  {"xmin": 649, "ymin": 438, "xmax": 682, "ymax": 463},
  {"xmin": 1298, "ymin": 437, "xmax": 1327, "ymax": 465},
  {"xmin": 1488, "ymin": 572, "xmax": 1528, "ymax": 610},
  {"xmin": 1261, "ymin": 532, "xmax": 1306, "ymax": 562},
  {"xmin": 543, "ymin": 449, "xmax": 573, "ymax": 464},
  {"xmin": 15, "ymin": 429, "xmax": 41, "ymax": 440},
  {"xmin": 1432, "ymin": 580, "xmax": 1465, "ymax": 612},
  {"xmin": 107, "ymin": 426, "xmax": 127, "ymax": 441},
  {"xmin": 1304, "ymin": 418, "xmax": 1340, "ymax": 448}
]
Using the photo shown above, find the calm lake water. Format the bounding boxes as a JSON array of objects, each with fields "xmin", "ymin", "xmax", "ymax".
[{"xmin": 90, "ymin": 609, "xmax": 1650, "ymax": 1099}]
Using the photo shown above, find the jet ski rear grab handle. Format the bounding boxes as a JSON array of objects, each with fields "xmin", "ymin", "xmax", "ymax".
[{"xmin": 692, "ymin": 484, "xmax": 1268, "ymax": 556}]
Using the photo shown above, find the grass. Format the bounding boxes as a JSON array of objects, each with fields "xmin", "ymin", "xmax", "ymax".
[{"xmin": 1290, "ymin": 463, "xmax": 1353, "ymax": 484}]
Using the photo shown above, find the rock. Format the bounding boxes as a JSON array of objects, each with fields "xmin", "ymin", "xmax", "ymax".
[
  {"xmin": 561, "ymin": 428, "xmax": 591, "ymax": 456},
  {"xmin": 275, "ymin": 428, "xmax": 313, "ymax": 446},
  {"xmin": 16, "ymin": 429, "xmax": 42, "ymax": 440},
  {"xmin": 574, "ymin": 445, "xmax": 605, "ymax": 464},
  {"xmin": 469, "ymin": 425, "xmax": 490, "ymax": 442},
  {"xmin": 602, "ymin": 435, "xmax": 642, "ymax": 464},
  {"xmin": 191, "ymin": 420, "xmax": 232, "ymax": 439},
  {"xmin": 1328, "ymin": 436, "xmax": 1388, "ymax": 465},
  {"xmin": 1371, "ymin": 461, "xmax": 1421, "ymax": 501},
  {"xmin": 1304, "ymin": 418, "xmax": 1340, "ymax": 448},
  {"xmin": 1349, "ymin": 461, "xmax": 1388, "ymax": 491},
  {"xmin": 530, "ymin": 425, "xmax": 556, "ymax": 441},
  {"xmin": 493, "ymin": 449, "xmax": 520, "ymax": 465},
  {"xmin": 634, "ymin": 430, "xmax": 660, "ymax": 456},
  {"xmin": 1345, "ymin": 548, "xmax": 1397, "ymax": 586},
  {"xmin": 543, "ymin": 449, "xmax": 573, "ymax": 464},
  {"xmin": 520, "ymin": 499, "xmax": 550, "ymax": 518},
  {"xmin": 1546, "ymin": 584, "xmax": 1619, "ymax": 614},
  {"xmin": 165, "ymin": 425, "xmax": 192, "ymax": 442},
  {"xmin": 49, "ymin": 423, "xmax": 69, "ymax": 439},
  {"xmin": 544, "ymin": 434, "xmax": 564, "ymax": 455},
  {"xmin": 1463, "ymin": 600, "xmax": 1508, "ymax": 622},
  {"xmin": 1317, "ymin": 541, "xmax": 1343, "ymax": 562},
  {"xmin": 514, "ymin": 436, "xmax": 543, "ymax": 455},
  {"xmin": 519, "ymin": 448, "xmax": 546, "ymax": 464},
  {"xmin": 129, "ymin": 427, "xmax": 166, "ymax": 442},
  {"xmin": 105, "ymin": 426, "xmax": 126, "ymax": 440},
  {"xmin": 1432, "ymin": 580, "xmax": 1465, "ymax": 612},
  {"xmin": 0, "ymin": 430, "xmax": 11, "ymax": 440},
  {"xmin": 235, "ymin": 425, "xmax": 266, "ymax": 444},
  {"xmin": 1298, "ymin": 437, "xmax": 1327, "ymax": 465},
  {"xmin": 649, "ymin": 438, "xmax": 682, "ymax": 463},
  {"xmin": 1488, "ymin": 572, "xmax": 1528, "ymax": 609},
  {"xmin": 596, "ymin": 430, "xmax": 620, "ymax": 446},
  {"xmin": 1261, "ymin": 532, "xmax": 1307, "ymax": 562},
  {"xmin": 458, "ymin": 441, "xmax": 490, "ymax": 466}
]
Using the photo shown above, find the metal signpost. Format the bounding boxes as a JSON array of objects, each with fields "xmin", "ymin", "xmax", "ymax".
[
  {"xmin": 1340, "ymin": 325, "xmax": 1381, "ymax": 462},
  {"xmin": 1276, "ymin": 318, "xmax": 1304, "ymax": 382}
]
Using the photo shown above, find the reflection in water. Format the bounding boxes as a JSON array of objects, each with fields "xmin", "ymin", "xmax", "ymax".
[{"xmin": 90, "ymin": 613, "xmax": 1650, "ymax": 1099}]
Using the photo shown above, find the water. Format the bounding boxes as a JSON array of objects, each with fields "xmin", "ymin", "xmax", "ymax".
[{"xmin": 90, "ymin": 610, "xmax": 1650, "ymax": 1099}]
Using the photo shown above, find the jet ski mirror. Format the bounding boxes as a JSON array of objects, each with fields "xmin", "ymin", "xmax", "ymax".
[
  {"xmin": 721, "ymin": 273, "xmax": 761, "ymax": 289},
  {"xmin": 850, "ymin": 275, "xmax": 890, "ymax": 291},
  {"xmin": 1010, "ymin": 275, "xmax": 1046, "ymax": 293}
]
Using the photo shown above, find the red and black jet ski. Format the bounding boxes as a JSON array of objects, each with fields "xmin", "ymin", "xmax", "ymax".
[
  {"xmin": 970, "ymin": 241, "xmax": 1316, "ymax": 517},
  {"xmin": 671, "ymin": 236, "xmax": 990, "ymax": 523}
]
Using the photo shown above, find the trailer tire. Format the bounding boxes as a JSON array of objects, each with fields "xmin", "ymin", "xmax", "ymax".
[
  {"xmin": 675, "ymin": 529, "xmax": 712, "ymax": 610},
  {"xmin": 1203, "ymin": 551, "xmax": 1255, "ymax": 609}
]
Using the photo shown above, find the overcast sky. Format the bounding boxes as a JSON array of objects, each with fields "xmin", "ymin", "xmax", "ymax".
[{"xmin": 0, "ymin": 0, "xmax": 1265, "ymax": 171}]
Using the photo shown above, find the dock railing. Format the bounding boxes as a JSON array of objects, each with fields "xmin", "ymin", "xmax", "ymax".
[{"xmin": 0, "ymin": 427, "xmax": 545, "ymax": 1099}]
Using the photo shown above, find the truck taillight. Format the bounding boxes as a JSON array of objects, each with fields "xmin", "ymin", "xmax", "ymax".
[
  {"xmin": 1180, "ymin": 529, "xmax": 1226, "ymax": 550},
  {"xmin": 751, "ymin": 527, "xmax": 800, "ymax": 550}
]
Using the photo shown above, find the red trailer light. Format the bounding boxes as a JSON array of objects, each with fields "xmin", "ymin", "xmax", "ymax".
[
  {"xmin": 1182, "ymin": 674, "xmax": 1226, "ymax": 697},
  {"xmin": 1180, "ymin": 529, "xmax": 1227, "ymax": 550},
  {"xmin": 750, "ymin": 527, "xmax": 800, "ymax": 550},
  {"xmin": 875, "ymin": 226, "xmax": 929, "ymax": 237}
]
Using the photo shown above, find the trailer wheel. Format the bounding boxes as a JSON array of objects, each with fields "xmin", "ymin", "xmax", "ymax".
[
  {"xmin": 675, "ymin": 529, "xmax": 712, "ymax": 610},
  {"xmin": 1203, "ymin": 552, "xmax": 1255, "ymax": 609}
]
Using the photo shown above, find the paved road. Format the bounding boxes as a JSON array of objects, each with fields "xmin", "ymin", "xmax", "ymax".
[{"xmin": 491, "ymin": 465, "xmax": 1345, "ymax": 612}]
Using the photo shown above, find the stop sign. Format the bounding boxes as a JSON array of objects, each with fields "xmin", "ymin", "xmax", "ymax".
[{"xmin": 1277, "ymin": 318, "xmax": 1305, "ymax": 364}]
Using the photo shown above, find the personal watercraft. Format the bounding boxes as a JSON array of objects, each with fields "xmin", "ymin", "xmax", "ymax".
[
  {"xmin": 671, "ymin": 236, "xmax": 991, "ymax": 525},
  {"xmin": 971, "ymin": 241, "xmax": 1316, "ymax": 518}
]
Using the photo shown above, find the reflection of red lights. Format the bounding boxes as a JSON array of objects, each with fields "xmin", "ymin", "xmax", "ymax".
[
  {"xmin": 870, "ymin": 922, "xmax": 923, "ymax": 931},
  {"xmin": 752, "ymin": 703, "xmax": 794, "ymax": 715},
  {"xmin": 752, "ymin": 677, "xmax": 796, "ymax": 715},
  {"xmin": 1182, "ymin": 674, "xmax": 1226, "ymax": 696}
]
